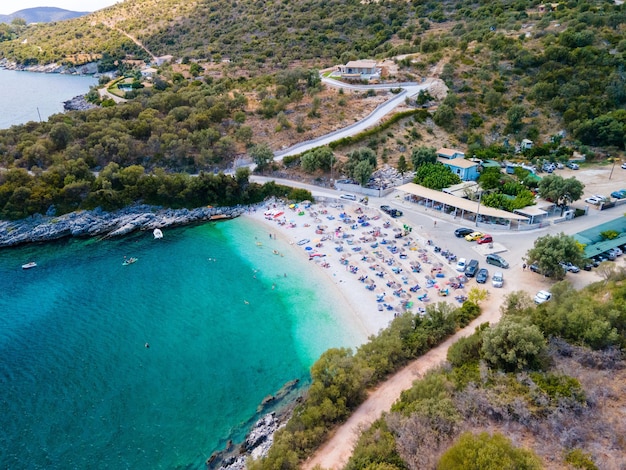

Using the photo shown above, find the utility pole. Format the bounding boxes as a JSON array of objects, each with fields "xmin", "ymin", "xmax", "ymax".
[
  {"xmin": 609, "ymin": 156, "xmax": 616, "ymax": 180},
  {"xmin": 475, "ymin": 190, "xmax": 483, "ymax": 227}
]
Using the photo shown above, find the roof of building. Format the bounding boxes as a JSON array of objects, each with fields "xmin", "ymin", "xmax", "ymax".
[
  {"xmin": 437, "ymin": 148, "xmax": 465, "ymax": 158},
  {"xmin": 443, "ymin": 181, "xmax": 479, "ymax": 197},
  {"xmin": 514, "ymin": 206, "xmax": 548, "ymax": 217},
  {"xmin": 572, "ymin": 216, "xmax": 626, "ymax": 257},
  {"xmin": 437, "ymin": 158, "xmax": 478, "ymax": 169},
  {"xmin": 344, "ymin": 60, "xmax": 377, "ymax": 68},
  {"xmin": 396, "ymin": 183, "xmax": 528, "ymax": 220}
]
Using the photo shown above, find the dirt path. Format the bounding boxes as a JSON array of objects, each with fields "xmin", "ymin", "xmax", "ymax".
[{"xmin": 302, "ymin": 287, "xmax": 507, "ymax": 470}]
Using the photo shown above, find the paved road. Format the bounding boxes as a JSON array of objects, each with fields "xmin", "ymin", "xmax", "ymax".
[{"xmin": 272, "ymin": 78, "xmax": 435, "ymax": 160}]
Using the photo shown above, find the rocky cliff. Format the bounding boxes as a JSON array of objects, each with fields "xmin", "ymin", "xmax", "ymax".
[{"xmin": 0, "ymin": 204, "xmax": 244, "ymax": 248}]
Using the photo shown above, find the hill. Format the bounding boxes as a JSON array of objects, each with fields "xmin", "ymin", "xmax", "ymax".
[
  {"xmin": 0, "ymin": 7, "xmax": 89, "ymax": 24},
  {"xmin": 0, "ymin": 0, "xmax": 624, "ymax": 155}
]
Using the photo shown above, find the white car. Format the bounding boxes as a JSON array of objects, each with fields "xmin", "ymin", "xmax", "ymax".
[
  {"xmin": 456, "ymin": 258, "xmax": 467, "ymax": 272},
  {"xmin": 585, "ymin": 196, "xmax": 602, "ymax": 204},
  {"xmin": 534, "ymin": 290, "xmax": 552, "ymax": 304},
  {"xmin": 492, "ymin": 272, "xmax": 504, "ymax": 288},
  {"xmin": 622, "ymin": 162, "xmax": 626, "ymax": 169}
]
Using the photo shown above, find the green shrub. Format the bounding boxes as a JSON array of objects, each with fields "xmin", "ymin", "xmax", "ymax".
[
  {"xmin": 438, "ymin": 432, "xmax": 542, "ymax": 470},
  {"xmin": 564, "ymin": 449, "xmax": 598, "ymax": 470}
]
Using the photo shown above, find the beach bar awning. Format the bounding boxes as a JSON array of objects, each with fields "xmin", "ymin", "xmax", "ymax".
[
  {"xmin": 396, "ymin": 183, "xmax": 529, "ymax": 221},
  {"xmin": 514, "ymin": 205, "xmax": 548, "ymax": 224}
]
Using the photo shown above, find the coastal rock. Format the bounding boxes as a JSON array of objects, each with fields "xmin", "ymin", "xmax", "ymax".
[
  {"xmin": 207, "ymin": 379, "xmax": 302, "ymax": 470},
  {"xmin": 63, "ymin": 95, "xmax": 97, "ymax": 111},
  {"xmin": 0, "ymin": 205, "xmax": 244, "ymax": 248},
  {"xmin": 210, "ymin": 413, "xmax": 281, "ymax": 470}
]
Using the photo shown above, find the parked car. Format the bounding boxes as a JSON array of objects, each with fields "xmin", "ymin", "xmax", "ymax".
[
  {"xmin": 456, "ymin": 258, "xmax": 467, "ymax": 272},
  {"xmin": 608, "ymin": 247, "xmax": 622, "ymax": 257},
  {"xmin": 610, "ymin": 190, "xmax": 626, "ymax": 199},
  {"xmin": 486, "ymin": 253, "xmax": 509, "ymax": 269},
  {"xmin": 566, "ymin": 162, "xmax": 579, "ymax": 170},
  {"xmin": 340, "ymin": 194, "xmax": 357, "ymax": 201},
  {"xmin": 454, "ymin": 227, "xmax": 474, "ymax": 238},
  {"xmin": 529, "ymin": 263, "xmax": 542, "ymax": 273},
  {"xmin": 465, "ymin": 259, "xmax": 479, "ymax": 277},
  {"xmin": 560, "ymin": 261, "xmax": 580, "ymax": 273},
  {"xmin": 585, "ymin": 196, "xmax": 602, "ymax": 205},
  {"xmin": 556, "ymin": 162, "xmax": 564, "ymax": 169},
  {"xmin": 465, "ymin": 231, "xmax": 484, "ymax": 241},
  {"xmin": 380, "ymin": 205, "xmax": 391, "ymax": 213},
  {"xmin": 476, "ymin": 268, "xmax": 489, "ymax": 284},
  {"xmin": 388, "ymin": 209, "xmax": 403, "ymax": 218},
  {"xmin": 534, "ymin": 290, "xmax": 552, "ymax": 304},
  {"xmin": 622, "ymin": 162, "xmax": 626, "ymax": 169},
  {"xmin": 492, "ymin": 271, "xmax": 504, "ymax": 288},
  {"xmin": 476, "ymin": 235, "xmax": 493, "ymax": 245}
]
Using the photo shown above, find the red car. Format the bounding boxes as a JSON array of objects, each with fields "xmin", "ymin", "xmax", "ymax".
[{"xmin": 477, "ymin": 235, "xmax": 493, "ymax": 244}]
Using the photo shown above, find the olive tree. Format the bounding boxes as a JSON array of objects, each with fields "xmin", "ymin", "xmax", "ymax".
[
  {"xmin": 537, "ymin": 175, "xmax": 585, "ymax": 214},
  {"xmin": 524, "ymin": 233, "xmax": 585, "ymax": 279},
  {"xmin": 250, "ymin": 143, "xmax": 274, "ymax": 171}
]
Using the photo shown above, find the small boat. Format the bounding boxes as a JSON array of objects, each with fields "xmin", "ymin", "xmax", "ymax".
[
  {"xmin": 22, "ymin": 262, "xmax": 37, "ymax": 270},
  {"xmin": 153, "ymin": 228, "xmax": 163, "ymax": 239},
  {"xmin": 122, "ymin": 257, "xmax": 138, "ymax": 266},
  {"xmin": 297, "ymin": 239, "xmax": 310, "ymax": 246}
]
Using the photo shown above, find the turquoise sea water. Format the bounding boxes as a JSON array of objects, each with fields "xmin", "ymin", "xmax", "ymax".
[{"xmin": 0, "ymin": 217, "xmax": 365, "ymax": 469}]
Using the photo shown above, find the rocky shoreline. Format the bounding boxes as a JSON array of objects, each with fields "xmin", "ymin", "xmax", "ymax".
[
  {"xmin": 206, "ymin": 379, "xmax": 303, "ymax": 470},
  {"xmin": 0, "ymin": 58, "xmax": 99, "ymax": 75},
  {"xmin": 0, "ymin": 204, "xmax": 245, "ymax": 248}
]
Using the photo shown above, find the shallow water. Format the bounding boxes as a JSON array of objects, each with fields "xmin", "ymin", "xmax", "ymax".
[{"xmin": 0, "ymin": 218, "xmax": 364, "ymax": 469}]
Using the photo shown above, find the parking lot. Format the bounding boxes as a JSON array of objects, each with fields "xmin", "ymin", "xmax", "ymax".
[{"xmin": 381, "ymin": 163, "xmax": 626, "ymax": 303}]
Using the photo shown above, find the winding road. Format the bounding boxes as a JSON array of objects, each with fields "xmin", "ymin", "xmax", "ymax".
[{"xmin": 272, "ymin": 77, "xmax": 436, "ymax": 160}]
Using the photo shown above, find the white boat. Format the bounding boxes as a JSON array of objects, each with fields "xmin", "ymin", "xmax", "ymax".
[
  {"xmin": 22, "ymin": 262, "xmax": 37, "ymax": 270},
  {"xmin": 122, "ymin": 257, "xmax": 138, "ymax": 266},
  {"xmin": 153, "ymin": 228, "xmax": 163, "ymax": 239}
]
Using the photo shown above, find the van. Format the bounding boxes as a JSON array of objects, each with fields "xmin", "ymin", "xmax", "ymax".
[
  {"xmin": 340, "ymin": 194, "xmax": 357, "ymax": 201},
  {"xmin": 492, "ymin": 272, "xmax": 504, "ymax": 288},
  {"xmin": 465, "ymin": 259, "xmax": 479, "ymax": 278},
  {"xmin": 486, "ymin": 253, "xmax": 509, "ymax": 269}
]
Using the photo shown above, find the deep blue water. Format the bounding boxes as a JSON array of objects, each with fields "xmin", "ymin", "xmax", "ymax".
[
  {"xmin": 0, "ymin": 218, "xmax": 364, "ymax": 469},
  {"xmin": 0, "ymin": 69, "xmax": 96, "ymax": 129}
]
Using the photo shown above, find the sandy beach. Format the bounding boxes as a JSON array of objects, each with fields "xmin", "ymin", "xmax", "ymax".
[{"xmin": 245, "ymin": 198, "xmax": 467, "ymax": 339}]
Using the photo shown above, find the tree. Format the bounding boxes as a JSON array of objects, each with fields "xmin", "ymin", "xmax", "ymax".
[
  {"xmin": 345, "ymin": 148, "xmax": 377, "ymax": 182},
  {"xmin": 537, "ymin": 175, "xmax": 585, "ymax": 213},
  {"xmin": 250, "ymin": 143, "xmax": 274, "ymax": 171},
  {"xmin": 433, "ymin": 104, "xmax": 455, "ymax": 130},
  {"xmin": 410, "ymin": 146, "xmax": 437, "ymax": 169},
  {"xmin": 477, "ymin": 167, "xmax": 504, "ymax": 191},
  {"xmin": 414, "ymin": 163, "xmax": 461, "ymax": 190},
  {"xmin": 354, "ymin": 160, "xmax": 374, "ymax": 186},
  {"xmin": 397, "ymin": 155, "xmax": 408, "ymax": 175},
  {"xmin": 524, "ymin": 233, "xmax": 585, "ymax": 279},
  {"xmin": 438, "ymin": 432, "xmax": 542, "ymax": 470},
  {"xmin": 467, "ymin": 287, "xmax": 488, "ymax": 305},
  {"xmin": 505, "ymin": 104, "xmax": 526, "ymax": 134},
  {"xmin": 481, "ymin": 317, "xmax": 547, "ymax": 372}
]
